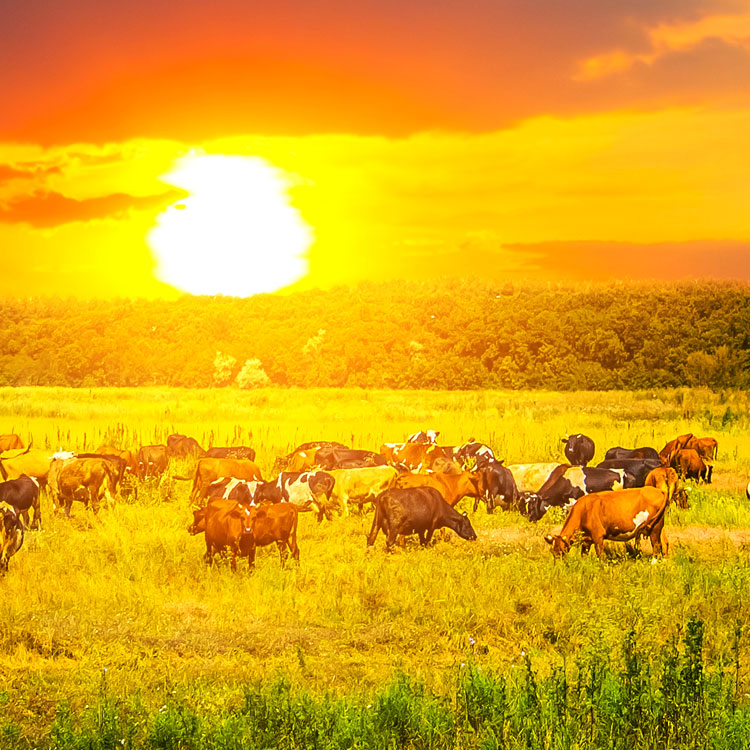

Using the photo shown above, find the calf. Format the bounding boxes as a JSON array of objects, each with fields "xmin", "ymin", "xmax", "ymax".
[
  {"xmin": 0, "ymin": 503, "xmax": 24, "ymax": 573},
  {"xmin": 0, "ymin": 475, "xmax": 41, "ymax": 529},
  {"xmin": 367, "ymin": 487, "xmax": 477, "ymax": 550},
  {"xmin": 544, "ymin": 486, "xmax": 670, "ymax": 558}
]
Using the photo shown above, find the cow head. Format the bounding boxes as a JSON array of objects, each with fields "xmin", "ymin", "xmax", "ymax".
[
  {"xmin": 544, "ymin": 534, "xmax": 570, "ymax": 558},
  {"xmin": 454, "ymin": 512, "xmax": 477, "ymax": 541},
  {"xmin": 525, "ymin": 494, "xmax": 549, "ymax": 523},
  {"xmin": 187, "ymin": 507, "xmax": 207, "ymax": 535}
]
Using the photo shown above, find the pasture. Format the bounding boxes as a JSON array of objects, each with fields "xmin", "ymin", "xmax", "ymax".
[{"xmin": 1, "ymin": 385, "xmax": 750, "ymax": 748}]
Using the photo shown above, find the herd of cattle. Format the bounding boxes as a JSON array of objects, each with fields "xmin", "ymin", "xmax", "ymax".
[{"xmin": 0, "ymin": 428, "xmax": 722, "ymax": 572}]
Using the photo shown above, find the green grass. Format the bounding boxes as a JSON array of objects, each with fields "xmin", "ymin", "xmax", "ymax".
[{"xmin": 0, "ymin": 386, "xmax": 749, "ymax": 747}]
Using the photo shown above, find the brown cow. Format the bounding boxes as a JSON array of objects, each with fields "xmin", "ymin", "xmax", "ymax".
[
  {"xmin": 544, "ymin": 486, "xmax": 670, "ymax": 558},
  {"xmin": 167, "ymin": 434, "xmax": 206, "ymax": 458},
  {"xmin": 0, "ymin": 448, "xmax": 52, "ymax": 487},
  {"xmin": 644, "ymin": 467, "xmax": 689, "ymax": 508},
  {"xmin": 185, "ymin": 458, "xmax": 263, "ymax": 505},
  {"xmin": 659, "ymin": 433, "xmax": 694, "ymax": 462},
  {"xmin": 96, "ymin": 445, "xmax": 137, "ymax": 475},
  {"xmin": 189, "ymin": 499, "xmax": 299, "ymax": 570},
  {"xmin": 0, "ymin": 435, "xmax": 24, "ymax": 452},
  {"xmin": 380, "ymin": 442, "xmax": 446, "ymax": 471},
  {"xmin": 0, "ymin": 503, "xmax": 24, "ymax": 573},
  {"xmin": 393, "ymin": 470, "xmax": 484, "ymax": 508},
  {"xmin": 669, "ymin": 449, "xmax": 709, "ymax": 482},
  {"xmin": 687, "ymin": 436, "xmax": 718, "ymax": 462},
  {"xmin": 51, "ymin": 457, "xmax": 117, "ymax": 516}
]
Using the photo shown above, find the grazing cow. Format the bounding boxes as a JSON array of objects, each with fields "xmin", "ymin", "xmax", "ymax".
[
  {"xmin": 687, "ymin": 436, "xmax": 718, "ymax": 463},
  {"xmin": 0, "ymin": 435, "xmax": 24, "ymax": 452},
  {"xmin": 315, "ymin": 447, "xmax": 386, "ymax": 470},
  {"xmin": 659, "ymin": 434, "xmax": 695, "ymax": 462},
  {"xmin": 407, "ymin": 430, "xmax": 439, "ymax": 444},
  {"xmin": 452, "ymin": 441, "xmax": 496, "ymax": 469},
  {"xmin": 544, "ymin": 487, "xmax": 671, "ymax": 558},
  {"xmin": 206, "ymin": 446, "xmax": 257, "ymax": 461},
  {"xmin": 75, "ymin": 453, "xmax": 128, "ymax": 489},
  {"xmin": 51, "ymin": 458, "xmax": 117, "ymax": 516},
  {"xmin": 167, "ymin": 434, "xmax": 206, "ymax": 458},
  {"xmin": 136, "ymin": 445, "xmax": 169, "ymax": 480},
  {"xmin": 0, "ymin": 504, "xmax": 24, "ymax": 573},
  {"xmin": 0, "ymin": 475, "xmax": 41, "ymax": 529},
  {"xmin": 253, "ymin": 471, "xmax": 336, "ymax": 521},
  {"xmin": 524, "ymin": 466, "xmax": 630, "ymax": 522},
  {"xmin": 206, "ymin": 477, "xmax": 262, "ymax": 505},
  {"xmin": 596, "ymin": 458, "xmax": 662, "ymax": 487},
  {"xmin": 273, "ymin": 441, "xmax": 348, "ymax": 471},
  {"xmin": 669, "ymin": 449, "xmax": 709, "ymax": 483},
  {"xmin": 96, "ymin": 446, "xmax": 137, "ymax": 475},
  {"xmin": 184, "ymin": 458, "xmax": 263, "ymax": 505},
  {"xmin": 0, "ymin": 448, "xmax": 52, "ymax": 488},
  {"xmin": 327, "ymin": 466, "xmax": 398, "ymax": 515},
  {"xmin": 380, "ymin": 442, "xmax": 446, "ymax": 471},
  {"xmin": 367, "ymin": 487, "xmax": 477, "ymax": 550},
  {"xmin": 604, "ymin": 446, "xmax": 662, "ymax": 462},
  {"xmin": 477, "ymin": 461, "xmax": 519, "ymax": 513},
  {"xmin": 393, "ymin": 470, "xmax": 485, "ymax": 509},
  {"xmin": 190, "ymin": 499, "xmax": 299, "ymax": 570},
  {"xmin": 505, "ymin": 463, "xmax": 568, "ymax": 494},
  {"xmin": 562, "ymin": 434, "xmax": 595, "ymax": 467},
  {"xmin": 645, "ymin": 467, "xmax": 689, "ymax": 508}
]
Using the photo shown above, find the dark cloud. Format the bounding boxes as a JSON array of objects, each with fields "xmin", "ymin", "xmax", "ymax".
[{"xmin": 0, "ymin": 189, "xmax": 185, "ymax": 227}]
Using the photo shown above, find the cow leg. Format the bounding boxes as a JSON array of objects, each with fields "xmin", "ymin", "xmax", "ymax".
[
  {"xmin": 650, "ymin": 521, "xmax": 665, "ymax": 557},
  {"xmin": 247, "ymin": 545, "xmax": 257, "ymax": 569},
  {"xmin": 277, "ymin": 540, "xmax": 288, "ymax": 567},
  {"xmin": 288, "ymin": 535, "xmax": 300, "ymax": 562},
  {"xmin": 417, "ymin": 530, "xmax": 428, "ymax": 546},
  {"xmin": 204, "ymin": 543, "xmax": 214, "ymax": 566},
  {"xmin": 385, "ymin": 528, "xmax": 399, "ymax": 551}
]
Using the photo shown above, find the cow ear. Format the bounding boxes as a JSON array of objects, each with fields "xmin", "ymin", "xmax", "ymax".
[{"xmin": 544, "ymin": 535, "xmax": 554, "ymax": 545}]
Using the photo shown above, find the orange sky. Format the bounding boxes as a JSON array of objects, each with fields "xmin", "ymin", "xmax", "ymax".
[{"xmin": 1, "ymin": 0, "xmax": 750, "ymax": 296}]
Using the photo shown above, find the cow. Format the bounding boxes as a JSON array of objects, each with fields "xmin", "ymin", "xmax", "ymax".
[
  {"xmin": 407, "ymin": 430, "xmax": 439, "ymax": 444},
  {"xmin": 452, "ymin": 441, "xmax": 496, "ymax": 469},
  {"xmin": 0, "ymin": 435, "xmax": 24, "ymax": 452},
  {"xmin": 315, "ymin": 447, "xmax": 387, "ymax": 470},
  {"xmin": 206, "ymin": 477, "xmax": 262, "ymax": 505},
  {"xmin": 505, "ymin": 463, "xmax": 568, "ymax": 494},
  {"xmin": 167, "ymin": 434, "xmax": 205, "ymax": 458},
  {"xmin": 596, "ymin": 458, "xmax": 662, "ymax": 487},
  {"xmin": 687, "ymin": 437, "xmax": 718, "ymax": 463},
  {"xmin": 393, "ymin": 470, "xmax": 485, "ymax": 509},
  {"xmin": 477, "ymin": 461, "xmax": 519, "ymax": 513},
  {"xmin": 96, "ymin": 446, "xmax": 137, "ymax": 475},
  {"xmin": 51, "ymin": 457, "xmax": 117, "ymax": 516},
  {"xmin": 380, "ymin": 442, "xmax": 446, "ymax": 472},
  {"xmin": 523, "ymin": 465, "xmax": 630, "ymax": 522},
  {"xmin": 0, "ymin": 448, "xmax": 52, "ymax": 488},
  {"xmin": 75, "ymin": 453, "xmax": 128, "ymax": 489},
  {"xmin": 669, "ymin": 449, "xmax": 709, "ymax": 483},
  {"xmin": 183, "ymin": 458, "xmax": 263, "ymax": 505},
  {"xmin": 544, "ymin": 487, "xmax": 671, "ymax": 559},
  {"xmin": 327, "ymin": 466, "xmax": 398, "ymax": 515},
  {"xmin": 0, "ymin": 475, "xmax": 41, "ymax": 529},
  {"xmin": 190, "ymin": 499, "xmax": 299, "ymax": 570},
  {"xmin": 273, "ymin": 441, "xmax": 348, "ymax": 471},
  {"xmin": 253, "ymin": 471, "xmax": 336, "ymax": 522},
  {"xmin": 0, "ymin": 504, "xmax": 24, "ymax": 573},
  {"xmin": 367, "ymin": 487, "xmax": 477, "ymax": 550},
  {"xmin": 644, "ymin": 467, "xmax": 689, "ymax": 509},
  {"xmin": 562, "ymin": 434, "xmax": 595, "ymax": 467},
  {"xmin": 659, "ymin": 434, "xmax": 695, "ymax": 462},
  {"xmin": 430, "ymin": 456, "xmax": 463, "ymax": 475},
  {"xmin": 206, "ymin": 446, "xmax": 257, "ymax": 461},
  {"xmin": 604, "ymin": 446, "xmax": 662, "ymax": 462},
  {"xmin": 136, "ymin": 445, "xmax": 169, "ymax": 480}
]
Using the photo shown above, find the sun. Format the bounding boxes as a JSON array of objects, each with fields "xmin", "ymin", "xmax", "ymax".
[{"xmin": 147, "ymin": 152, "xmax": 313, "ymax": 296}]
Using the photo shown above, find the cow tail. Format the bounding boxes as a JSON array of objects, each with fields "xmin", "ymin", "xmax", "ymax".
[{"xmin": 367, "ymin": 495, "xmax": 383, "ymax": 547}]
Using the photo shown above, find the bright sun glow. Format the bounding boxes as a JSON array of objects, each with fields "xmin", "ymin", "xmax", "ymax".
[{"xmin": 148, "ymin": 153, "xmax": 312, "ymax": 295}]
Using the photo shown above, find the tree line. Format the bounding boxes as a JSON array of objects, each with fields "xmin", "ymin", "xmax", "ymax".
[{"xmin": 1, "ymin": 279, "xmax": 748, "ymax": 390}]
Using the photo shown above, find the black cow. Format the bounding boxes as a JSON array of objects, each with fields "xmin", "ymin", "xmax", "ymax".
[
  {"xmin": 314, "ymin": 447, "xmax": 386, "ymax": 470},
  {"xmin": 206, "ymin": 477, "xmax": 261, "ymax": 505},
  {"xmin": 476, "ymin": 461, "xmax": 518, "ymax": 513},
  {"xmin": 452, "ymin": 440, "xmax": 496, "ymax": 469},
  {"xmin": 604, "ymin": 446, "xmax": 661, "ymax": 462},
  {"xmin": 0, "ymin": 475, "xmax": 41, "ymax": 529},
  {"xmin": 206, "ymin": 446, "xmax": 257, "ymax": 461},
  {"xmin": 562, "ymin": 434, "xmax": 595, "ymax": 466},
  {"xmin": 254, "ymin": 471, "xmax": 336, "ymax": 522},
  {"xmin": 524, "ymin": 465, "xmax": 632, "ymax": 522},
  {"xmin": 596, "ymin": 458, "xmax": 662, "ymax": 487},
  {"xmin": 136, "ymin": 445, "xmax": 169, "ymax": 479},
  {"xmin": 367, "ymin": 487, "xmax": 477, "ymax": 550}
]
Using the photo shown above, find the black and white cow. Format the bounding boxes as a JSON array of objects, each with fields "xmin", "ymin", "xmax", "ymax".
[
  {"xmin": 452, "ymin": 440, "xmax": 496, "ymax": 469},
  {"xmin": 205, "ymin": 477, "xmax": 262, "ymax": 505},
  {"xmin": 0, "ymin": 475, "xmax": 41, "ymax": 529},
  {"xmin": 407, "ymin": 430, "xmax": 439, "ymax": 444},
  {"xmin": 254, "ymin": 471, "xmax": 336, "ymax": 522},
  {"xmin": 604, "ymin": 446, "xmax": 661, "ymax": 462},
  {"xmin": 596, "ymin": 458, "xmax": 662, "ymax": 487},
  {"xmin": 562, "ymin": 434, "xmax": 595, "ymax": 466},
  {"xmin": 524, "ymin": 465, "xmax": 632, "ymax": 522}
]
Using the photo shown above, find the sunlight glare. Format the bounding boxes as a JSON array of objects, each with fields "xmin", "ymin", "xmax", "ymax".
[{"xmin": 148, "ymin": 153, "xmax": 312, "ymax": 295}]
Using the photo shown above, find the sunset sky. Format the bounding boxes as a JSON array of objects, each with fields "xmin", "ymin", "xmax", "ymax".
[{"xmin": 1, "ymin": 0, "xmax": 749, "ymax": 297}]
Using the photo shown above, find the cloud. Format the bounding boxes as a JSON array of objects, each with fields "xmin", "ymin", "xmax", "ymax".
[{"xmin": 0, "ymin": 189, "xmax": 185, "ymax": 227}]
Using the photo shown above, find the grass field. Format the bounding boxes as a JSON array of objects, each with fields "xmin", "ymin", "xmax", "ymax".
[{"xmin": 1, "ymin": 386, "xmax": 749, "ymax": 748}]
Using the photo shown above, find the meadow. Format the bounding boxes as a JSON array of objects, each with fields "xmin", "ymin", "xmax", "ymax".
[{"xmin": 1, "ymin": 385, "xmax": 750, "ymax": 748}]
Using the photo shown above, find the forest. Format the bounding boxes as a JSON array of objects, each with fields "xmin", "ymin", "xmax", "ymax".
[{"xmin": 0, "ymin": 279, "xmax": 748, "ymax": 390}]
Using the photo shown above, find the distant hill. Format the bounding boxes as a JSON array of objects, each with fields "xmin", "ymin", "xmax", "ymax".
[{"xmin": 1, "ymin": 279, "xmax": 748, "ymax": 389}]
